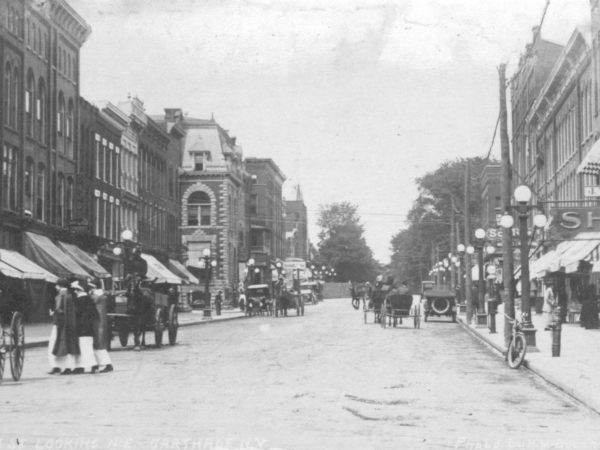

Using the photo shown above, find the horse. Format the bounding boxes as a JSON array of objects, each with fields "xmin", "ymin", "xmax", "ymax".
[{"xmin": 124, "ymin": 277, "xmax": 154, "ymax": 349}]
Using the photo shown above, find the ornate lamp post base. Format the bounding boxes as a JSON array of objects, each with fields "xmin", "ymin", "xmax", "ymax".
[
  {"xmin": 522, "ymin": 325, "xmax": 539, "ymax": 352},
  {"xmin": 475, "ymin": 312, "xmax": 488, "ymax": 327}
]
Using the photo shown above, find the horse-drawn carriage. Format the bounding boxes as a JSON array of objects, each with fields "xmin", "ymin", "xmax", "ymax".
[
  {"xmin": 422, "ymin": 286, "xmax": 457, "ymax": 322},
  {"xmin": 107, "ymin": 278, "xmax": 179, "ymax": 349},
  {"xmin": 272, "ymin": 280, "xmax": 304, "ymax": 317},
  {"xmin": 0, "ymin": 309, "xmax": 24, "ymax": 382},
  {"xmin": 380, "ymin": 290, "xmax": 420, "ymax": 329}
]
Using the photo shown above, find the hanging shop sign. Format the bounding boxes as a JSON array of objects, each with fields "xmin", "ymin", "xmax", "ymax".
[
  {"xmin": 549, "ymin": 207, "xmax": 600, "ymax": 239},
  {"xmin": 584, "ymin": 186, "xmax": 600, "ymax": 197}
]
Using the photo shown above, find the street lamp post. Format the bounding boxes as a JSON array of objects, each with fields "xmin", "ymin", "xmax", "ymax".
[
  {"xmin": 473, "ymin": 228, "xmax": 496, "ymax": 327},
  {"xmin": 202, "ymin": 248, "xmax": 217, "ymax": 319},
  {"xmin": 500, "ymin": 184, "xmax": 547, "ymax": 349}
]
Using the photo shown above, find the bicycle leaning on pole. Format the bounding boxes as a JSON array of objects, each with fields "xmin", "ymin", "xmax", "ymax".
[{"xmin": 504, "ymin": 313, "xmax": 527, "ymax": 369}]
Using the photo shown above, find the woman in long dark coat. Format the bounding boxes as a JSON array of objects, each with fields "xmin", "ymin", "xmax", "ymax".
[
  {"xmin": 72, "ymin": 280, "xmax": 98, "ymax": 374},
  {"xmin": 580, "ymin": 282, "xmax": 599, "ymax": 329},
  {"xmin": 51, "ymin": 279, "xmax": 80, "ymax": 374},
  {"xmin": 89, "ymin": 283, "xmax": 113, "ymax": 372}
]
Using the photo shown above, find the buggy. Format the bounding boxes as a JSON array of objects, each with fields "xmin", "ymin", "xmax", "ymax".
[{"xmin": 380, "ymin": 289, "xmax": 420, "ymax": 329}]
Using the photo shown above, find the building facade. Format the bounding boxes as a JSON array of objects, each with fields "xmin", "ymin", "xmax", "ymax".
[
  {"xmin": 171, "ymin": 113, "xmax": 248, "ymax": 300},
  {"xmin": 284, "ymin": 184, "xmax": 308, "ymax": 260},
  {"xmin": 1, "ymin": 0, "xmax": 90, "ymax": 249},
  {"xmin": 245, "ymin": 158, "xmax": 286, "ymax": 283}
]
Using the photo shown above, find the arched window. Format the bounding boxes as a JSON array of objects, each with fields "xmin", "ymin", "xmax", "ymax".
[
  {"xmin": 33, "ymin": 23, "xmax": 38, "ymax": 52},
  {"xmin": 66, "ymin": 98, "xmax": 74, "ymax": 157},
  {"xmin": 66, "ymin": 177, "xmax": 73, "ymax": 223},
  {"xmin": 24, "ymin": 157, "xmax": 34, "ymax": 212},
  {"xmin": 26, "ymin": 69, "xmax": 34, "ymax": 136},
  {"xmin": 1, "ymin": 145, "xmax": 18, "ymax": 211},
  {"xmin": 187, "ymin": 191, "xmax": 211, "ymax": 226},
  {"xmin": 57, "ymin": 91, "xmax": 65, "ymax": 136},
  {"xmin": 37, "ymin": 77, "xmax": 46, "ymax": 142},
  {"xmin": 57, "ymin": 173, "xmax": 64, "ymax": 226},
  {"xmin": 4, "ymin": 63, "xmax": 11, "ymax": 126},
  {"xmin": 12, "ymin": 66, "xmax": 19, "ymax": 129},
  {"xmin": 36, "ymin": 163, "xmax": 45, "ymax": 221}
]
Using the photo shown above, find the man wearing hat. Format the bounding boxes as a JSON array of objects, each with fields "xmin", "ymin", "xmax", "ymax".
[{"xmin": 71, "ymin": 280, "xmax": 98, "ymax": 374}]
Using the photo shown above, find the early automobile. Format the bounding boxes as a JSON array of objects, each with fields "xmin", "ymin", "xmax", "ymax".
[
  {"xmin": 245, "ymin": 284, "xmax": 273, "ymax": 316},
  {"xmin": 421, "ymin": 283, "xmax": 457, "ymax": 322}
]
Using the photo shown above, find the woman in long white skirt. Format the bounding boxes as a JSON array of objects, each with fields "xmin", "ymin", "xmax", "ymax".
[{"xmin": 71, "ymin": 281, "xmax": 98, "ymax": 374}]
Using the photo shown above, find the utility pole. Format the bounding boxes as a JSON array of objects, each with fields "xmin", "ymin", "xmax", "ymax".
[
  {"xmin": 450, "ymin": 197, "xmax": 455, "ymax": 290},
  {"xmin": 499, "ymin": 63, "xmax": 514, "ymax": 348},
  {"xmin": 464, "ymin": 161, "xmax": 473, "ymax": 324}
]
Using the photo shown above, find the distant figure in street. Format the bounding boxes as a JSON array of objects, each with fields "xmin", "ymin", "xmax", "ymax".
[
  {"xmin": 543, "ymin": 279, "xmax": 558, "ymax": 330},
  {"xmin": 89, "ymin": 281, "xmax": 114, "ymax": 373},
  {"xmin": 72, "ymin": 280, "xmax": 98, "ymax": 374},
  {"xmin": 239, "ymin": 291, "xmax": 246, "ymax": 312},
  {"xmin": 215, "ymin": 290, "xmax": 223, "ymax": 316},
  {"xmin": 50, "ymin": 279, "xmax": 79, "ymax": 375},
  {"xmin": 580, "ymin": 281, "xmax": 599, "ymax": 329}
]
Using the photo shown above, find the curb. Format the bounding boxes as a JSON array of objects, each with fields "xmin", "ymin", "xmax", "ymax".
[{"xmin": 457, "ymin": 317, "xmax": 600, "ymax": 416}]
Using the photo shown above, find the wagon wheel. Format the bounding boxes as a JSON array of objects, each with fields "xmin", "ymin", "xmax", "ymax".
[
  {"xmin": 168, "ymin": 304, "xmax": 178, "ymax": 345},
  {"xmin": 118, "ymin": 319, "xmax": 129, "ymax": 347},
  {"xmin": 154, "ymin": 308, "xmax": 165, "ymax": 348},
  {"xmin": 381, "ymin": 301, "xmax": 387, "ymax": 329},
  {"xmin": 9, "ymin": 312, "xmax": 25, "ymax": 381}
]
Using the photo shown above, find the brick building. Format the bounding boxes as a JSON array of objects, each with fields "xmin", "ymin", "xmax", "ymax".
[
  {"xmin": 284, "ymin": 184, "xmax": 308, "ymax": 260},
  {"xmin": 1, "ymin": 0, "xmax": 90, "ymax": 249},
  {"xmin": 245, "ymin": 158, "xmax": 286, "ymax": 283},
  {"xmin": 170, "ymin": 113, "xmax": 248, "ymax": 300}
]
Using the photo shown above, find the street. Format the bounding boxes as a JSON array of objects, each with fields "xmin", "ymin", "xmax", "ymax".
[{"xmin": 2, "ymin": 299, "xmax": 600, "ymax": 450}]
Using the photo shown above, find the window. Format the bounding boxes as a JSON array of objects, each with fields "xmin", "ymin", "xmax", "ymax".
[
  {"xmin": 187, "ymin": 191, "xmax": 211, "ymax": 226},
  {"xmin": 1, "ymin": 145, "xmax": 18, "ymax": 211},
  {"xmin": 36, "ymin": 163, "xmax": 45, "ymax": 221},
  {"xmin": 250, "ymin": 194, "xmax": 257, "ymax": 215},
  {"xmin": 37, "ymin": 78, "xmax": 45, "ymax": 142},
  {"xmin": 66, "ymin": 177, "xmax": 73, "ymax": 223},
  {"xmin": 4, "ymin": 63, "xmax": 11, "ymax": 126},
  {"xmin": 57, "ymin": 173, "xmax": 64, "ymax": 226},
  {"xmin": 24, "ymin": 157, "xmax": 34, "ymax": 207},
  {"xmin": 66, "ymin": 99, "xmax": 74, "ymax": 157},
  {"xmin": 57, "ymin": 92, "xmax": 65, "ymax": 135},
  {"xmin": 25, "ymin": 70, "xmax": 34, "ymax": 136},
  {"xmin": 12, "ymin": 67, "xmax": 19, "ymax": 129}
]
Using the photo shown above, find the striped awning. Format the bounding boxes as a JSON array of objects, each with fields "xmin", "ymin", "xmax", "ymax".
[{"xmin": 577, "ymin": 139, "xmax": 600, "ymax": 175}]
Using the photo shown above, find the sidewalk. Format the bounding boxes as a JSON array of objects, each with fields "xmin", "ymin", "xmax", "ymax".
[
  {"xmin": 458, "ymin": 303, "xmax": 600, "ymax": 415},
  {"xmin": 23, "ymin": 307, "xmax": 248, "ymax": 349}
]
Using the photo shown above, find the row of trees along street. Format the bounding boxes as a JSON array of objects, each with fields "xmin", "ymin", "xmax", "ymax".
[{"xmin": 389, "ymin": 156, "xmax": 492, "ymax": 289}]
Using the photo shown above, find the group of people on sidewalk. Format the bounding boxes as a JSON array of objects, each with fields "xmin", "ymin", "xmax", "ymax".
[
  {"xmin": 48, "ymin": 278, "xmax": 114, "ymax": 375},
  {"xmin": 543, "ymin": 277, "xmax": 599, "ymax": 330}
]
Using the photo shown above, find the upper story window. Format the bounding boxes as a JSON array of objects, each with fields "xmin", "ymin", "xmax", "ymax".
[
  {"xmin": 36, "ymin": 77, "xmax": 46, "ymax": 143},
  {"xmin": 25, "ymin": 70, "xmax": 34, "ymax": 137},
  {"xmin": 36, "ymin": 163, "xmax": 45, "ymax": 221},
  {"xmin": 1, "ymin": 145, "xmax": 18, "ymax": 211},
  {"xmin": 57, "ymin": 92, "xmax": 65, "ymax": 135},
  {"xmin": 187, "ymin": 191, "xmax": 211, "ymax": 226}
]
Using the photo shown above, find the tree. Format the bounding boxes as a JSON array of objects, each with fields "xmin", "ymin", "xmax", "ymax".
[
  {"xmin": 317, "ymin": 202, "xmax": 378, "ymax": 282},
  {"xmin": 389, "ymin": 157, "xmax": 493, "ymax": 288}
]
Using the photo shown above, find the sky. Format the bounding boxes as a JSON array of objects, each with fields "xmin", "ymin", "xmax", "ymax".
[{"xmin": 70, "ymin": 0, "xmax": 591, "ymax": 264}]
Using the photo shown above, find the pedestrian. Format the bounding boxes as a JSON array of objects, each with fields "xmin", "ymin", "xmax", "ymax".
[
  {"xmin": 49, "ymin": 278, "xmax": 79, "ymax": 375},
  {"xmin": 580, "ymin": 281, "xmax": 599, "ymax": 329},
  {"xmin": 215, "ymin": 290, "xmax": 223, "ymax": 316},
  {"xmin": 239, "ymin": 290, "xmax": 246, "ymax": 312},
  {"xmin": 71, "ymin": 280, "xmax": 98, "ymax": 374},
  {"xmin": 89, "ymin": 281, "xmax": 114, "ymax": 373},
  {"xmin": 543, "ymin": 278, "xmax": 558, "ymax": 330}
]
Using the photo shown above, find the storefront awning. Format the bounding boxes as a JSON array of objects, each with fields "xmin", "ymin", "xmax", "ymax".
[
  {"xmin": 168, "ymin": 259, "xmax": 200, "ymax": 284},
  {"xmin": 0, "ymin": 248, "xmax": 59, "ymax": 283},
  {"xmin": 142, "ymin": 253, "xmax": 182, "ymax": 285},
  {"xmin": 560, "ymin": 232, "xmax": 600, "ymax": 273},
  {"xmin": 24, "ymin": 232, "xmax": 90, "ymax": 280},
  {"xmin": 58, "ymin": 241, "xmax": 111, "ymax": 279},
  {"xmin": 577, "ymin": 139, "xmax": 600, "ymax": 175},
  {"xmin": 529, "ymin": 249, "xmax": 558, "ymax": 279}
]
